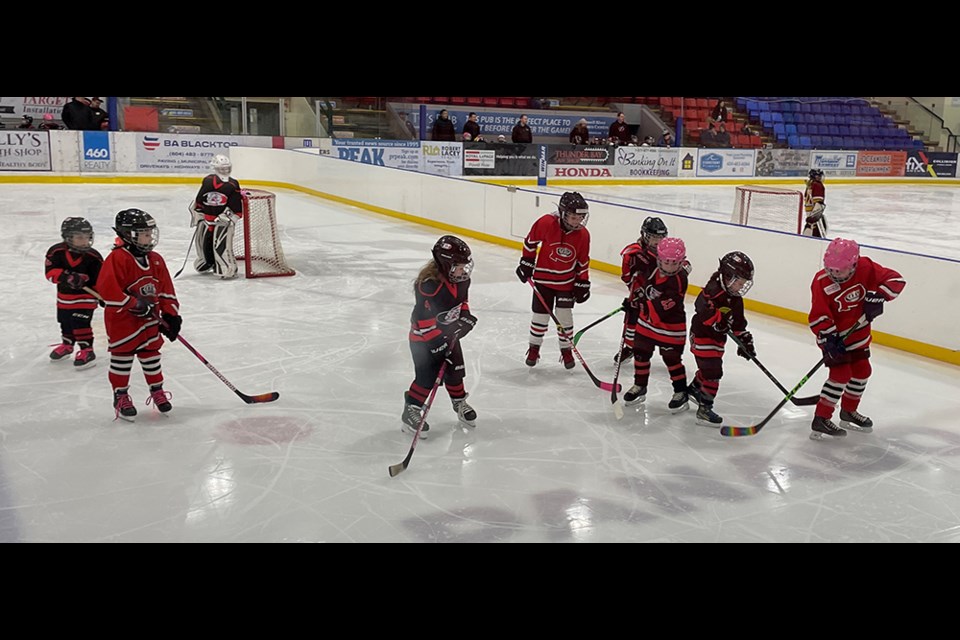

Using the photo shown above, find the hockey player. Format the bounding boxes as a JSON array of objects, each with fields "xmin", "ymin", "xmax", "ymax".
[
  {"xmin": 802, "ymin": 169, "xmax": 827, "ymax": 237},
  {"xmin": 190, "ymin": 154, "xmax": 243, "ymax": 278},
  {"xmin": 404, "ymin": 235, "xmax": 478, "ymax": 438},
  {"xmin": 808, "ymin": 238, "xmax": 905, "ymax": 440},
  {"xmin": 97, "ymin": 209, "xmax": 182, "ymax": 421},
  {"xmin": 617, "ymin": 216, "xmax": 669, "ymax": 364},
  {"xmin": 623, "ymin": 236, "xmax": 690, "ymax": 413},
  {"xmin": 44, "ymin": 217, "xmax": 103, "ymax": 369},
  {"xmin": 516, "ymin": 191, "xmax": 591, "ymax": 369},
  {"xmin": 687, "ymin": 252, "xmax": 756, "ymax": 427}
]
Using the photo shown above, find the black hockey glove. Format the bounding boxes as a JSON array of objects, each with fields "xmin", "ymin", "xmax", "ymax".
[
  {"xmin": 160, "ymin": 313, "xmax": 182, "ymax": 341},
  {"xmin": 453, "ymin": 310, "xmax": 477, "ymax": 339},
  {"xmin": 711, "ymin": 310, "xmax": 733, "ymax": 333},
  {"xmin": 817, "ymin": 331, "xmax": 847, "ymax": 365},
  {"xmin": 59, "ymin": 270, "xmax": 89, "ymax": 290},
  {"xmin": 516, "ymin": 258, "xmax": 534, "ymax": 284},
  {"xmin": 863, "ymin": 290, "xmax": 885, "ymax": 322},
  {"xmin": 573, "ymin": 280, "xmax": 591, "ymax": 303},
  {"xmin": 129, "ymin": 295, "xmax": 156, "ymax": 318},
  {"xmin": 735, "ymin": 331, "xmax": 756, "ymax": 360}
]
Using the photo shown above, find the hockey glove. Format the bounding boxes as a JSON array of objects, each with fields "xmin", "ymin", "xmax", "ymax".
[
  {"xmin": 681, "ymin": 259, "xmax": 693, "ymax": 275},
  {"xmin": 863, "ymin": 290, "xmax": 885, "ymax": 322},
  {"xmin": 160, "ymin": 313, "xmax": 182, "ymax": 341},
  {"xmin": 735, "ymin": 331, "xmax": 756, "ymax": 360},
  {"xmin": 129, "ymin": 295, "xmax": 156, "ymax": 318},
  {"xmin": 448, "ymin": 310, "xmax": 477, "ymax": 340},
  {"xmin": 573, "ymin": 280, "xmax": 591, "ymax": 304},
  {"xmin": 817, "ymin": 331, "xmax": 847, "ymax": 364},
  {"xmin": 188, "ymin": 202, "xmax": 204, "ymax": 228},
  {"xmin": 59, "ymin": 270, "xmax": 90, "ymax": 290},
  {"xmin": 710, "ymin": 309, "xmax": 733, "ymax": 333},
  {"xmin": 516, "ymin": 258, "xmax": 535, "ymax": 284}
]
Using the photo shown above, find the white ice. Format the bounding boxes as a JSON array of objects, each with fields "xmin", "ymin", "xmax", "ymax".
[{"xmin": 1, "ymin": 182, "xmax": 959, "ymax": 543}]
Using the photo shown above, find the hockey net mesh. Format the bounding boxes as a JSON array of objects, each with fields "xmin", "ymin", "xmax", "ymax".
[
  {"xmin": 730, "ymin": 185, "xmax": 803, "ymax": 235},
  {"xmin": 234, "ymin": 189, "xmax": 295, "ymax": 278}
]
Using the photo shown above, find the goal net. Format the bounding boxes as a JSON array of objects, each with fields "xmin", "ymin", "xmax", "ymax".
[
  {"xmin": 730, "ymin": 185, "xmax": 803, "ymax": 235},
  {"xmin": 234, "ymin": 189, "xmax": 295, "ymax": 278}
]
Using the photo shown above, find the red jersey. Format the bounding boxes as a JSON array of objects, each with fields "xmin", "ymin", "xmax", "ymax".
[
  {"xmin": 522, "ymin": 213, "xmax": 590, "ymax": 292},
  {"xmin": 804, "ymin": 180, "xmax": 825, "ymax": 213},
  {"xmin": 634, "ymin": 263, "xmax": 688, "ymax": 346},
  {"xmin": 409, "ymin": 278, "xmax": 471, "ymax": 346},
  {"xmin": 97, "ymin": 246, "xmax": 180, "ymax": 353},
  {"xmin": 809, "ymin": 256, "xmax": 905, "ymax": 352},
  {"xmin": 44, "ymin": 242, "xmax": 103, "ymax": 312},
  {"xmin": 620, "ymin": 241, "xmax": 656, "ymax": 296}
]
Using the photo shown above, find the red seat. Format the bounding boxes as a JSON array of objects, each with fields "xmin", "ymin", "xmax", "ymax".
[
  {"xmin": 498, "ymin": 98, "xmax": 515, "ymax": 107},
  {"xmin": 482, "ymin": 97, "xmax": 498, "ymax": 106},
  {"xmin": 696, "ymin": 98, "xmax": 710, "ymax": 109},
  {"xmin": 450, "ymin": 97, "xmax": 467, "ymax": 105},
  {"xmin": 466, "ymin": 97, "xmax": 483, "ymax": 106}
]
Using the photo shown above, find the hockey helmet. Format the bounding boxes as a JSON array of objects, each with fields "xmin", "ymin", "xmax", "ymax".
[
  {"xmin": 211, "ymin": 154, "xmax": 232, "ymax": 180},
  {"xmin": 558, "ymin": 191, "xmax": 589, "ymax": 231},
  {"xmin": 718, "ymin": 251, "xmax": 754, "ymax": 297},
  {"xmin": 60, "ymin": 216, "xmax": 94, "ymax": 252},
  {"xmin": 808, "ymin": 168, "xmax": 824, "ymax": 181},
  {"xmin": 432, "ymin": 235, "xmax": 474, "ymax": 283},
  {"xmin": 657, "ymin": 237, "xmax": 686, "ymax": 275},
  {"xmin": 640, "ymin": 216, "xmax": 668, "ymax": 252},
  {"xmin": 823, "ymin": 237, "xmax": 859, "ymax": 283},
  {"xmin": 114, "ymin": 208, "xmax": 159, "ymax": 254}
]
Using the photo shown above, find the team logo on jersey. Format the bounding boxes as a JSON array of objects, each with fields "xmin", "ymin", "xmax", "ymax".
[
  {"xmin": 437, "ymin": 304, "xmax": 462, "ymax": 325},
  {"xmin": 203, "ymin": 192, "xmax": 229, "ymax": 207},
  {"xmin": 833, "ymin": 284, "xmax": 865, "ymax": 312},
  {"xmin": 549, "ymin": 244, "xmax": 576, "ymax": 264}
]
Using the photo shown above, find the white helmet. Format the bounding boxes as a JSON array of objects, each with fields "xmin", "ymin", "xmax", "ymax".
[{"xmin": 210, "ymin": 154, "xmax": 232, "ymax": 179}]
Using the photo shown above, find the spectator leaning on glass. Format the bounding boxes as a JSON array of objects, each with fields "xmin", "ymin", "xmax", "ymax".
[
  {"xmin": 512, "ymin": 114, "xmax": 533, "ymax": 143},
  {"xmin": 431, "ymin": 109, "xmax": 456, "ymax": 141},
  {"xmin": 462, "ymin": 112, "xmax": 481, "ymax": 142}
]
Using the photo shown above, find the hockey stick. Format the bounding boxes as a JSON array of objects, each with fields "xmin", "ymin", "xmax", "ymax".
[
  {"xmin": 572, "ymin": 305, "xmax": 624, "ymax": 346},
  {"xmin": 83, "ymin": 286, "xmax": 279, "ymax": 404},
  {"xmin": 388, "ymin": 359, "xmax": 448, "ymax": 478},
  {"xmin": 727, "ymin": 331, "xmax": 819, "ymax": 407},
  {"xmin": 610, "ymin": 315, "xmax": 629, "ymax": 420},
  {"xmin": 720, "ymin": 315, "xmax": 866, "ymax": 437},
  {"xmin": 527, "ymin": 280, "xmax": 621, "ymax": 393},
  {"xmin": 174, "ymin": 223, "xmax": 201, "ymax": 279}
]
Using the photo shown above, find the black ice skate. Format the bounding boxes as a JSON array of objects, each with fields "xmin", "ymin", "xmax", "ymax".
[
  {"xmin": 810, "ymin": 416, "xmax": 847, "ymax": 440},
  {"xmin": 687, "ymin": 383, "xmax": 705, "ymax": 407},
  {"xmin": 147, "ymin": 385, "xmax": 173, "ymax": 413},
  {"xmin": 402, "ymin": 396, "xmax": 429, "ymax": 439},
  {"xmin": 668, "ymin": 390, "xmax": 689, "ymax": 413},
  {"xmin": 113, "ymin": 389, "xmax": 137, "ymax": 422},
  {"xmin": 839, "ymin": 409, "xmax": 873, "ymax": 433},
  {"xmin": 613, "ymin": 346, "xmax": 633, "ymax": 364},
  {"xmin": 452, "ymin": 394, "xmax": 477, "ymax": 427},
  {"xmin": 696, "ymin": 404, "xmax": 723, "ymax": 427},
  {"xmin": 623, "ymin": 385, "xmax": 647, "ymax": 406}
]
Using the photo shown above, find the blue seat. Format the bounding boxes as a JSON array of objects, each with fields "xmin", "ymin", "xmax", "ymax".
[
  {"xmin": 838, "ymin": 125, "xmax": 851, "ymax": 136},
  {"xmin": 817, "ymin": 124, "xmax": 830, "ymax": 135},
  {"xmin": 830, "ymin": 136, "xmax": 844, "ymax": 147},
  {"xmin": 758, "ymin": 102, "xmax": 770, "ymax": 112},
  {"xmin": 800, "ymin": 136, "xmax": 812, "ymax": 148},
  {"xmin": 771, "ymin": 112, "xmax": 784, "ymax": 123},
  {"xmin": 786, "ymin": 123, "xmax": 798, "ymax": 135},
  {"xmin": 798, "ymin": 124, "xmax": 810, "ymax": 135},
  {"xmin": 828, "ymin": 125, "xmax": 840, "ymax": 136},
  {"xmin": 800, "ymin": 104, "xmax": 812, "ymax": 113},
  {"xmin": 788, "ymin": 134, "xmax": 800, "ymax": 147}
]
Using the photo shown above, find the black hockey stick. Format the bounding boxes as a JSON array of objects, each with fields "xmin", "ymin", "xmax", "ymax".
[
  {"xmin": 174, "ymin": 223, "xmax": 201, "ymax": 279},
  {"xmin": 721, "ymin": 316, "xmax": 866, "ymax": 437},
  {"xmin": 528, "ymin": 280, "xmax": 621, "ymax": 393},
  {"xmin": 610, "ymin": 315, "xmax": 629, "ymax": 420},
  {"xmin": 727, "ymin": 331, "xmax": 819, "ymax": 407},
  {"xmin": 572, "ymin": 305, "xmax": 624, "ymax": 346},
  {"xmin": 389, "ymin": 359, "xmax": 448, "ymax": 478}
]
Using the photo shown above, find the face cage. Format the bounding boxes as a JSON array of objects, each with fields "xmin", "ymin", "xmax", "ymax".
[
  {"xmin": 561, "ymin": 211, "xmax": 588, "ymax": 231},
  {"xmin": 642, "ymin": 233, "xmax": 664, "ymax": 252},
  {"xmin": 658, "ymin": 258, "xmax": 683, "ymax": 275},
  {"xmin": 723, "ymin": 275, "xmax": 753, "ymax": 297},
  {"xmin": 447, "ymin": 258, "xmax": 474, "ymax": 283},
  {"xmin": 826, "ymin": 266, "xmax": 855, "ymax": 284},
  {"xmin": 127, "ymin": 227, "xmax": 160, "ymax": 252},
  {"xmin": 65, "ymin": 232, "xmax": 94, "ymax": 252},
  {"xmin": 215, "ymin": 165, "xmax": 232, "ymax": 179}
]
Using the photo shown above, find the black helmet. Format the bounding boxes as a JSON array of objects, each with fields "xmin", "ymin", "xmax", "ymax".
[
  {"xmin": 808, "ymin": 168, "xmax": 824, "ymax": 180},
  {"xmin": 558, "ymin": 191, "xmax": 589, "ymax": 231},
  {"xmin": 432, "ymin": 235, "xmax": 473, "ymax": 283},
  {"xmin": 640, "ymin": 216, "xmax": 668, "ymax": 252},
  {"xmin": 718, "ymin": 251, "xmax": 755, "ymax": 297},
  {"xmin": 61, "ymin": 216, "xmax": 94, "ymax": 252},
  {"xmin": 114, "ymin": 208, "xmax": 159, "ymax": 254}
]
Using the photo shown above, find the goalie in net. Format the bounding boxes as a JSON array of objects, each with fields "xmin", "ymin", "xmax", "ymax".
[
  {"xmin": 189, "ymin": 155, "xmax": 294, "ymax": 279},
  {"xmin": 730, "ymin": 185, "xmax": 804, "ymax": 235}
]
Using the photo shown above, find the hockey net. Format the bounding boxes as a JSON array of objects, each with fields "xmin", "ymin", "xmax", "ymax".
[
  {"xmin": 730, "ymin": 185, "xmax": 803, "ymax": 235},
  {"xmin": 234, "ymin": 189, "xmax": 295, "ymax": 278}
]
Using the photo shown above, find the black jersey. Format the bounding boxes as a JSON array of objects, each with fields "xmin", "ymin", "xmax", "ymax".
[
  {"xmin": 690, "ymin": 272, "xmax": 747, "ymax": 339},
  {"xmin": 44, "ymin": 242, "xmax": 103, "ymax": 311},
  {"xmin": 194, "ymin": 174, "xmax": 243, "ymax": 223},
  {"xmin": 409, "ymin": 278, "xmax": 471, "ymax": 345}
]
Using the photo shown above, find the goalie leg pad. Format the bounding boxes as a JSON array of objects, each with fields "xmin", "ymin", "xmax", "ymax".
[
  {"xmin": 194, "ymin": 224, "xmax": 213, "ymax": 272},
  {"xmin": 212, "ymin": 221, "xmax": 238, "ymax": 279}
]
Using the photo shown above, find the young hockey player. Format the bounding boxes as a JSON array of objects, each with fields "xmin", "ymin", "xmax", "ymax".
[
  {"xmin": 623, "ymin": 236, "xmax": 690, "ymax": 413},
  {"xmin": 616, "ymin": 216, "xmax": 668, "ymax": 364},
  {"xmin": 516, "ymin": 191, "xmax": 591, "ymax": 369},
  {"xmin": 97, "ymin": 209, "xmax": 182, "ymax": 421},
  {"xmin": 44, "ymin": 217, "xmax": 103, "ymax": 369},
  {"xmin": 403, "ymin": 235, "xmax": 478, "ymax": 438},
  {"xmin": 190, "ymin": 154, "xmax": 244, "ymax": 278},
  {"xmin": 802, "ymin": 169, "xmax": 827, "ymax": 237},
  {"xmin": 808, "ymin": 238, "xmax": 905, "ymax": 439},
  {"xmin": 687, "ymin": 251, "xmax": 756, "ymax": 427}
]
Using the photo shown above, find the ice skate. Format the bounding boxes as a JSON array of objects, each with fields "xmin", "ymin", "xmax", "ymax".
[
  {"xmin": 839, "ymin": 409, "xmax": 873, "ymax": 433},
  {"xmin": 696, "ymin": 404, "xmax": 723, "ymax": 427},
  {"xmin": 73, "ymin": 348, "xmax": 96, "ymax": 370},
  {"xmin": 452, "ymin": 394, "xmax": 477, "ymax": 428},
  {"xmin": 525, "ymin": 344, "xmax": 540, "ymax": 367},
  {"xmin": 810, "ymin": 416, "xmax": 847, "ymax": 440},
  {"xmin": 668, "ymin": 390, "xmax": 689, "ymax": 413},
  {"xmin": 114, "ymin": 389, "xmax": 137, "ymax": 422},
  {"xmin": 402, "ymin": 396, "xmax": 429, "ymax": 439},
  {"xmin": 50, "ymin": 343, "xmax": 73, "ymax": 361},
  {"xmin": 146, "ymin": 385, "xmax": 173, "ymax": 413},
  {"xmin": 560, "ymin": 348, "xmax": 575, "ymax": 370},
  {"xmin": 623, "ymin": 385, "xmax": 647, "ymax": 406}
]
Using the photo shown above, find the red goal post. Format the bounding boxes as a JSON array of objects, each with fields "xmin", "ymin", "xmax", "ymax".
[
  {"xmin": 730, "ymin": 185, "xmax": 804, "ymax": 235},
  {"xmin": 234, "ymin": 189, "xmax": 295, "ymax": 278}
]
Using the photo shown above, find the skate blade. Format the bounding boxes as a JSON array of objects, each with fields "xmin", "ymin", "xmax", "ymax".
[
  {"xmin": 457, "ymin": 417, "xmax": 477, "ymax": 429},
  {"xmin": 696, "ymin": 418, "xmax": 722, "ymax": 428},
  {"xmin": 401, "ymin": 424, "xmax": 429, "ymax": 440},
  {"xmin": 669, "ymin": 402, "xmax": 689, "ymax": 414},
  {"xmin": 840, "ymin": 422, "xmax": 872, "ymax": 433},
  {"xmin": 117, "ymin": 414, "xmax": 136, "ymax": 423},
  {"xmin": 809, "ymin": 430, "xmax": 847, "ymax": 440},
  {"xmin": 623, "ymin": 397, "xmax": 646, "ymax": 407},
  {"xmin": 73, "ymin": 361, "xmax": 97, "ymax": 371}
]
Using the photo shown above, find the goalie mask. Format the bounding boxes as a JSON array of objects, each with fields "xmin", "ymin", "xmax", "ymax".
[
  {"xmin": 211, "ymin": 154, "xmax": 232, "ymax": 180},
  {"xmin": 640, "ymin": 216, "xmax": 668, "ymax": 253},
  {"xmin": 808, "ymin": 168, "xmax": 824, "ymax": 181},
  {"xmin": 114, "ymin": 208, "xmax": 159, "ymax": 255},
  {"xmin": 823, "ymin": 237, "xmax": 859, "ymax": 283},
  {"xmin": 656, "ymin": 237, "xmax": 686, "ymax": 275},
  {"xmin": 432, "ymin": 235, "xmax": 474, "ymax": 283},
  {"xmin": 558, "ymin": 191, "xmax": 589, "ymax": 231},
  {"xmin": 718, "ymin": 251, "xmax": 754, "ymax": 297},
  {"xmin": 61, "ymin": 216, "xmax": 94, "ymax": 252}
]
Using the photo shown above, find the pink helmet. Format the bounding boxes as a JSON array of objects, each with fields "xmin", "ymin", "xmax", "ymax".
[
  {"xmin": 823, "ymin": 237, "xmax": 859, "ymax": 282},
  {"xmin": 43, "ymin": 113, "xmax": 54, "ymax": 121},
  {"xmin": 657, "ymin": 237, "xmax": 686, "ymax": 274}
]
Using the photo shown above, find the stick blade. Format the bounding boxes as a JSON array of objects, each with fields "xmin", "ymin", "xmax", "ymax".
[
  {"xmin": 613, "ymin": 401, "xmax": 624, "ymax": 421},
  {"xmin": 388, "ymin": 462, "xmax": 407, "ymax": 477},
  {"xmin": 720, "ymin": 424, "xmax": 761, "ymax": 437},
  {"xmin": 791, "ymin": 394, "xmax": 820, "ymax": 406},
  {"xmin": 240, "ymin": 391, "xmax": 280, "ymax": 404}
]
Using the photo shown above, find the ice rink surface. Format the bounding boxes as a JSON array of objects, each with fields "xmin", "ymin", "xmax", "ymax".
[{"xmin": 1, "ymin": 181, "xmax": 959, "ymax": 543}]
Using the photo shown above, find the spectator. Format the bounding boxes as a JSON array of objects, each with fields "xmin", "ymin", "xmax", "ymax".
[
  {"xmin": 657, "ymin": 129, "xmax": 674, "ymax": 148},
  {"xmin": 708, "ymin": 99, "xmax": 728, "ymax": 127},
  {"xmin": 61, "ymin": 97, "xmax": 94, "ymax": 131},
  {"xmin": 89, "ymin": 97, "xmax": 108, "ymax": 130},
  {"xmin": 741, "ymin": 123, "xmax": 759, "ymax": 138},
  {"xmin": 628, "ymin": 135, "xmax": 640, "ymax": 146},
  {"xmin": 397, "ymin": 111, "xmax": 418, "ymax": 139},
  {"xmin": 39, "ymin": 114, "xmax": 63, "ymax": 131},
  {"xmin": 512, "ymin": 114, "xmax": 533, "ymax": 143},
  {"xmin": 609, "ymin": 112, "xmax": 630, "ymax": 145},
  {"xmin": 431, "ymin": 109, "xmax": 456, "ymax": 141},
  {"xmin": 715, "ymin": 123, "xmax": 732, "ymax": 148},
  {"xmin": 641, "ymin": 135, "xmax": 655, "ymax": 147},
  {"xmin": 700, "ymin": 123, "xmax": 718, "ymax": 148},
  {"xmin": 462, "ymin": 112, "xmax": 481, "ymax": 142},
  {"xmin": 462, "ymin": 132, "xmax": 473, "ymax": 142},
  {"xmin": 569, "ymin": 118, "xmax": 590, "ymax": 145},
  {"xmin": 496, "ymin": 134, "xmax": 506, "ymax": 143},
  {"xmin": 18, "ymin": 115, "xmax": 34, "ymax": 130}
]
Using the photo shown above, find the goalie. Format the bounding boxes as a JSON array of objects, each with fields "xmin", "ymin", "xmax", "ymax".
[
  {"xmin": 802, "ymin": 169, "xmax": 828, "ymax": 237},
  {"xmin": 190, "ymin": 154, "xmax": 244, "ymax": 278}
]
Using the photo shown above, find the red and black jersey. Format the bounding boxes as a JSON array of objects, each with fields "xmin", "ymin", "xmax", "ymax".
[
  {"xmin": 97, "ymin": 246, "xmax": 179, "ymax": 354},
  {"xmin": 195, "ymin": 174, "xmax": 244, "ymax": 226},
  {"xmin": 409, "ymin": 278, "xmax": 471, "ymax": 345},
  {"xmin": 620, "ymin": 242, "xmax": 656, "ymax": 296},
  {"xmin": 689, "ymin": 272, "xmax": 748, "ymax": 359},
  {"xmin": 804, "ymin": 179, "xmax": 825, "ymax": 213},
  {"xmin": 44, "ymin": 242, "xmax": 103, "ymax": 311},
  {"xmin": 522, "ymin": 213, "xmax": 590, "ymax": 292},
  {"xmin": 634, "ymin": 263, "xmax": 688, "ymax": 346},
  {"xmin": 809, "ymin": 256, "xmax": 905, "ymax": 352}
]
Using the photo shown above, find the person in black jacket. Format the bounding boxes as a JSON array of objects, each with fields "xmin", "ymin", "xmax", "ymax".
[
  {"xmin": 462, "ymin": 112, "xmax": 481, "ymax": 141},
  {"xmin": 89, "ymin": 97, "xmax": 108, "ymax": 130},
  {"xmin": 431, "ymin": 109, "xmax": 456, "ymax": 141},
  {"xmin": 512, "ymin": 114, "xmax": 532, "ymax": 143},
  {"xmin": 61, "ymin": 97, "xmax": 94, "ymax": 130}
]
